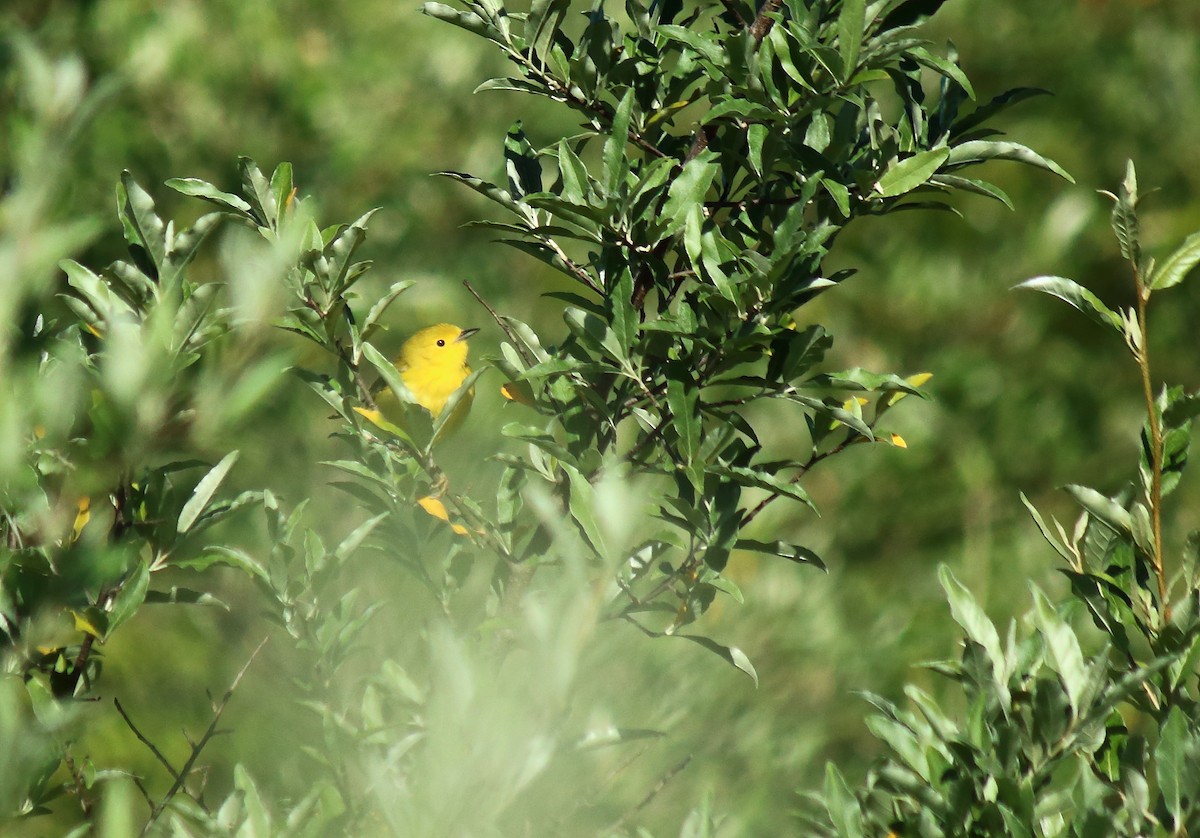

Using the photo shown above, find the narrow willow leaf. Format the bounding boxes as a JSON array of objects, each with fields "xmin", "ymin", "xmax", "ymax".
[
  {"xmin": 837, "ymin": 0, "xmax": 866, "ymax": 81},
  {"xmin": 166, "ymin": 178, "xmax": 255, "ymax": 217},
  {"xmin": 565, "ymin": 465, "xmax": 607, "ymax": 558},
  {"xmin": 928, "ymin": 174, "xmax": 1013, "ymax": 209},
  {"xmin": 678, "ymin": 635, "xmax": 757, "ymax": 686},
  {"xmin": 1014, "ymin": 276, "xmax": 1122, "ymax": 331},
  {"xmin": 118, "ymin": 171, "xmax": 167, "ymax": 274},
  {"xmin": 421, "ymin": 3, "xmax": 502, "ymax": 43},
  {"xmin": 604, "ymin": 88, "xmax": 635, "ymax": 193},
  {"xmin": 661, "ymin": 151, "xmax": 719, "ymax": 237},
  {"xmin": 361, "ymin": 342, "xmax": 418, "ymax": 407},
  {"xmin": 1031, "ymin": 588, "xmax": 1088, "ymax": 714},
  {"xmin": 178, "ymin": 451, "xmax": 240, "ymax": 533},
  {"xmin": 823, "ymin": 762, "xmax": 866, "ymax": 838},
  {"xmin": 1065, "ymin": 484, "xmax": 1132, "ymax": 535},
  {"xmin": 945, "ymin": 140, "xmax": 1073, "ymax": 182},
  {"xmin": 1148, "ymin": 231, "xmax": 1200, "ymax": 292},
  {"xmin": 735, "ymin": 539, "xmax": 826, "ymax": 570},
  {"xmin": 107, "ymin": 560, "xmax": 150, "ymax": 635},
  {"xmin": 938, "ymin": 565, "xmax": 1008, "ymax": 699},
  {"xmin": 1104, "ymin": 160, "xmax": 1141, "ymax": 267},
  {"xmin": 1019, "ymin": 493, "xmax": 1076, "ymax": 565},
  {"xmin": 361, "ymin": 280, "xmax": 416, "ymax": 341},
  {"xmin": 875, "ymin": 148, "xmax": 950, "ymax": 197},
  {"xmin": 1155, "ymin": 707, "xmax": 1189, "ymax": 823}
]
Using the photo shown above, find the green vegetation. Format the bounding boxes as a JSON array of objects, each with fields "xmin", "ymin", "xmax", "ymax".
[{"xmin": 2, "ymin": 0, "xmax": 1199, "ymax": 834}]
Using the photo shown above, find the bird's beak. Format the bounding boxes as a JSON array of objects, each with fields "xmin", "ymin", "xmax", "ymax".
[{"xmin": 456, "ymin": 328, "xmax": 480, "ymax": 342}]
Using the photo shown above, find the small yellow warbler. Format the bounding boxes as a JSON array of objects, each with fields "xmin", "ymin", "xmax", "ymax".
[{"xmin": 391, "ymin": 323, "xmax": 478, "ymax": 417}]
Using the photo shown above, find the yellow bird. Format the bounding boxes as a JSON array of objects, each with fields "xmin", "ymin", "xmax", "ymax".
[{"xmin": 390, "ymin": 323, "xmax": 479, "ymax": 417}]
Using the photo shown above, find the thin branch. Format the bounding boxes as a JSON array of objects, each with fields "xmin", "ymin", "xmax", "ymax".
[
  {"xmin": 749, "ymin": 0, "xmax": 785, "ymax": 45},
  {"xmin": 464, "ymin": 279, "xmax": 522, "ymax": 352},
  {"xmin": 1134, "ymin": 270, "xmax": 1170, "ymax": 623},
  {"xmin": 739, "ymin": 427, "xmax": 869, "ymax": 528},
  {"xmin": 607, "ymin": 754, "xmax": 694, "ymax": 833},
  {"xmin": 141, "ymin": 637, "xmax": 268, "ymax": 835},
  {"xmin": 718, "ymin": 0, "xmax": 747, "ymax": 27},
  {"xmin": 115, "ymin": 697, "xmax": 186, "ymax": 789}
]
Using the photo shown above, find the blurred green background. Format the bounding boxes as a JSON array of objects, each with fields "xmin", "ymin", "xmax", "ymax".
[{"xmin": 5, "ymin": 0, "xmax": 1200, "ymax": 832}]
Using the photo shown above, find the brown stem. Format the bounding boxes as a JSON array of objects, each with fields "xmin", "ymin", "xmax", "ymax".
[{"xmin": 749, "ymin": 0, "xmax": 785, "ymax": 45}]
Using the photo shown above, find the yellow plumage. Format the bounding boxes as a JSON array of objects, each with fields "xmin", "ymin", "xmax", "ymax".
[{"xmin": 394, "ymin": 323, "xmax": 477, "ymax": 416}]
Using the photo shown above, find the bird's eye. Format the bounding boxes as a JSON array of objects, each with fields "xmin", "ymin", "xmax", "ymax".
[{"xmin": 436, "ymin": 339, "xmax": 445, "ymax": 347}]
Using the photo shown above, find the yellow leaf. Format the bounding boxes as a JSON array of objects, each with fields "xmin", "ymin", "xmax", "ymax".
[
  {"xmin": 417, "ymin": 496, "xmax": 450, "ymax": 522},
  {"xmin": 34, "ymin": 425, "xmax": 46, "ymax": 439},
  {"xmin": 890, "ymin": 433, "xmax": 908, "ymax": 448},
  {"xmin": 70, "ymin": 609, "xmax": 104, "ymax": 639},
  {"xmin": 84, "ymin": 323, "xmax": 104, "ymax": 339},
  {"xmin": 500, "ymin": 380, "xmax": 535, "ymax": 406},
  {"xmin": 72, "ymin": 497, "xmax": 91, "ymax": 540},
  {"xmin": 450, "ymin": 523, "xmax": 470, "ymax": 536},
  {"xmin": 887, "ymin": 371, "xmax": 933, "ymax": 407}
]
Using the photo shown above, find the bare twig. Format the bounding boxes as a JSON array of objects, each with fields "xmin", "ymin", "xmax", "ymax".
[
  {"xmin": 463, "ymin": 279, "xmax": 522, "ymax": 351},
  {"xmin": 141, "ymin": 637, "xmax": 268, "ymax": 835},
  {"xmin": 114, "ymin": 698, "xmax": 186, "ymax": 789},
  {"xmin": 607, "ymin": 754, "xmax": 694, "ymax": 832}
]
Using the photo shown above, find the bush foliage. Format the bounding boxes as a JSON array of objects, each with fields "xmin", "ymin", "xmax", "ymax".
[{"xmin": 1, "ymin": 1, "xmax": 1197, "ymax": 835}]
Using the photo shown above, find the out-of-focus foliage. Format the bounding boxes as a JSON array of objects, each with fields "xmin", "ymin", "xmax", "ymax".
[{"xmin": 0, "ymin": 0, "xmax": 1197, "ymax": 834}]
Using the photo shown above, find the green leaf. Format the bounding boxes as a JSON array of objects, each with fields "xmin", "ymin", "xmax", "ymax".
[
  {"xmin": 678, "ymin": 635, "xmax": 757, "ymax": 686},
  {"xmin": 1031, "ymin": 588, "xmax": 1088, "ymax": 714},
  {"xmin": 604, "ymin": 88, "xmax": 635, "ymax": 193},
  {"xmin": 505, "ymin": 122, "xmax": 542, "ymax": 198},
  {"xmin": 238, "ymin": 157, "xmax": 277, "ymax": 226},
  {"xmin": 1065, "ymin": 484, "xmax": 1131, "ymax": 535},
  {"xmin": 661, "ymin": 151, "xmax": 719, "ymax": 237},
  {"xmin": 361, "ymin": 280, "xmax": 416, "ymax": 342},
  {"xmin": 271, "ymin": 161, "xmax": 294, "ymax": 219},
  {"xmin": 144, "ymin": 588, "xmax": 229, "ymax": 608},
  {"xmin": 945, "ymin": 140, "xmax": 1073, "ymax": 182},
  {"xmin": 1148, "ymin": 231, "xmax": 1200, "ymax": 292},
  {"xmin": 1014, "ymin": 276, "xmax": 1122, "ymax": 331},
  {"xmin": 361, "ymin": 342, "xmax": 418, "ymax": 407},
  {"xmin": 735, "ymin": 539, "xmax": 826, "ymax": 570},
  {"xmin": 709, "ymin": 464, "xmax": 816, "ymax": 511},
  {"xmin": 565, "ymin": 465, "xmax": 607, "ymax": 557},
  {"xmin": 608, "ymin": 269, "xmax": 638, "ymax": 350},
  {"xmin": 178, "ymin": 452, "xmax": 240, "ymax": 534},
  {"xmin": 1104, "ymin": 159, "xmax": 1141, "ymax": 267},
  {"xmin": 1156, "ymin": 706, "xmax": 1191, "ymax": 824},
  {"xmin": 1019, "ymin": 492, "xmax": 1076, "ymax": 565},
  {"xmin": 107, "ymin": 560, "xmax": 150, "ymax": 636},
  {"xmin": 823, "ymin": 762, "xmax": 865, "ymax": 838},
  {"xmin": 837, "ymin": 0, "xmax": 867, "ymax": 82},
  {"xmin": 658, "ymin": 26, "xmax": 724, "ymax": 65},
  {"xmin": 875, "ymin": 148, "xmax": 950, "ymax": 198},
  {"xmin": 117, "ymin": 171, "xmax": 167, "ymax": 275},
  {"xmin": 667, "ymin": 370, "xmax": 700, "ymax": 469},
  {"xmin": 175, "ymin": 546, "xmax": 269, "ymax": 583},
  {"xmin": 166, "ymin": 177, "xmax": 255, "ymax": 217},
  {"xmin": 938, "ymin": 565, "xmax": 1009, "ymax": 707},
  {"xmin": 422, "ymin": 3, "xmax": 502, "ymax": 43}
]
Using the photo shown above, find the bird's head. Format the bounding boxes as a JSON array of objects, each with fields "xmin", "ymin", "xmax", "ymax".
[{"xmin": 399, "ymin": 323, "xmax": 478, "ymax": 370}]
